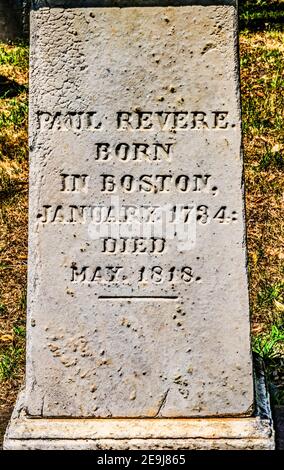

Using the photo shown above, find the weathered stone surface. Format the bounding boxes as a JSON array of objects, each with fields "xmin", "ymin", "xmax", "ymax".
[
  {"xmin": 4, "ymin": 370, "xmax": 275, "ymax": 449},
  {"xmin": 3, "ymin": 437, "xmax": 275, "ymax": 451},
  {"xmin": 15, "ymin": 0, "xmax": 255, "ymax": 420}
]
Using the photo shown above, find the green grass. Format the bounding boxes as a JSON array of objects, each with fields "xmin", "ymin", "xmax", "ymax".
[
  {"xmin": 257, "ymin": 282, "xmax": 284, "ymax": 308},
  {"xmin": 0, "ymin": 41, "xmax": 28, "ymax": 393},
  {"xmin": 0, "ymin": 346, "xmax": 23, "ymax": 381},
  {"xmin": 258, "ymin": 148, "xmax": 283, "ymax": 171},
  {"xmin": 253, "ymin": 325, "xmax": 284, "ymax": 360},
  {"xmin": 0, "ymin": 302, "xmax": 7, "ymax": 315},
  {"xmin": 0, "ymin": 42, "xmax": 28, "ymax": 197},
  {"xmin": 0, "ymin": 323, "xmax": 25, "ymax": 381},
  {"xmin": 239, "ymin": 0, "xmax": 284, "ymax": 32},
  {"xmin": 241, "ymin": 42, "xmax": 283, "ymax": 141},
  {"xmin": 0, "ymin": 43, "xmax": 29, "ymax": 69},
  {"xmin": 240, "ymin": 25, "xmax": 283, "ymax": 344},
  {"xmin": 0, "ymin": 98, "xmax": 28, "ymax": 129},
  {"xmin": 253, "ymin": 324, "xmax": 284, "ymax": 404},
  {"xmin": 12, "ymin": 324, "xmax": 25, "ymax": 338}
]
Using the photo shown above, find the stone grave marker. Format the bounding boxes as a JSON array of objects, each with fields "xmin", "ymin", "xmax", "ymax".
[{"xmin": 4, "ymin": 0, "xmax": 274, "ymax": 449}]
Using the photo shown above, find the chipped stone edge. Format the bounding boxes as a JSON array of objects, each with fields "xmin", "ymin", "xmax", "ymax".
[{"xmin": 3, "ymin": 362, "xmax": 275, "ymax": 450}]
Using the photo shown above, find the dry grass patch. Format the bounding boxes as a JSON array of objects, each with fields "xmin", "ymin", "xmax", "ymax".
[
  {"xmin": 0, "ymin": 42, "xmax": 28, "ymax": 413},
  {"xmin": 240, "ymin": 27, "xmax": 284, "ymax": 403},
  {"xmin": 240, "ymin": 30, "xmax": 284, "ymax": 330}
]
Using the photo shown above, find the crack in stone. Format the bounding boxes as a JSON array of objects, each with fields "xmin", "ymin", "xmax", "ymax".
[
  {"xmin": 155, "ymin": 389, "xmax": 170, "ymax": 417},
  {"xmin": 40, "ymin": 394, "xmax": 46, "ymax": 417}
]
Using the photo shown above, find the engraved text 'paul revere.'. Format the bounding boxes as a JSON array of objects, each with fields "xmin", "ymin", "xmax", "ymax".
[{"xmin": 36, "ymin": 110, "xmax": 234, "ymax": 131}]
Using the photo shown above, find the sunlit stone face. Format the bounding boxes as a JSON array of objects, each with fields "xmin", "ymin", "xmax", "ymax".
[{"xmin": 25, "ymin": 1, "xmax": 253, "ymax": 418}]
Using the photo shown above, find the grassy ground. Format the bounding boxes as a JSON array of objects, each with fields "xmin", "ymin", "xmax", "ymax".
[
  {"xmin": 0, "ymin": 2, "xmax": 283, "ymax": 431},
  {"xmin": 239, "ymin": 0, "xmax": 284, "ymax": 404},
  {"xmin": 0, "ymin": 43, "xmax": 28, "ymax": 421}
]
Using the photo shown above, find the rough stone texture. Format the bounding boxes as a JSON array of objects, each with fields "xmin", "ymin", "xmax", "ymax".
[
  {"xmin": 3, "ymin": 367, "xmax": 275, "ymax": 449},
  {"xmin": 22, "ymin": 0, "xmax": 255, "ymax": 419},
  {"xmin": 3, "ymin": 437, "xmax": 275, "ymax": 451}
]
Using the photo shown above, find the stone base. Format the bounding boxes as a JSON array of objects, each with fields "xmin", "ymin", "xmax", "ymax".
[{"xmin": 4, "ymin": 364, "xmax": 275, "ymax": 450}]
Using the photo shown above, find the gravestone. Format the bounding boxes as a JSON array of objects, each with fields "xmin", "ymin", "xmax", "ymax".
[{"xmin": 4, "ymin": 0, "xmax": 274, "ymax": 449}]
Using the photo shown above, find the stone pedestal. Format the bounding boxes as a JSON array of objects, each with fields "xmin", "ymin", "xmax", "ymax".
[
  {"xmin": 4, "ymin": 363, "xmax": 274, "ymax": 449},
  {"xmin": 4, "ymin": 0, "xmax": 275, "ymax": 450}
]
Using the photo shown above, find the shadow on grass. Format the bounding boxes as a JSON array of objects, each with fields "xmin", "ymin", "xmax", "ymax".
[
  {"xmin": 0, "ymin": 76, "xmax": 26, "ymax": 99},
  {"xmin": 239, "ymin": 0, "xmax": 284, "ymax": 32},
  {"xmin": 0, "ymin": 411, "xmax": 12, "ymax": 448}
]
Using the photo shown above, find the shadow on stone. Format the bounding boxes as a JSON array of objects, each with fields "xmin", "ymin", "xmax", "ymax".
[{"xmin": 31, "ymin": 0, "xmax": 236, "ymax": 9}]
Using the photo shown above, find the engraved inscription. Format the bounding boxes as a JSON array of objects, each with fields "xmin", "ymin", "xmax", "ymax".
[
  {"xmin": 37, "ymin": 110, "xmax": 235, "ymax": 131},
  {"xmin": 37, "ymin": 111, "xmax": 103, "ymax": 131},
  {"xmin": 100, "ymin": 174, "xmax": 213, "ymax": 193},
  {"xmin": 71, "ymin": 264, "xmax": 123, "ymax": 284},
  {"xmin": 70, "ymin": 264, "xmax": 199, "ymax": 285},
  {"xmin": 117, "ymin": 110, "xmax": 231, "ymax": 130},
  {"xmin": 36, "ymin": 203, "xmax": 238, "ymax": 225},
  {"xmin": 94, "ymin": 142, "xmax": 173, "ymax": 162},
  {"xmin": 36, "ymin": 106, "xmax": 240, "ymax": 299},
  {"xmin": 61, "ymin": 174, "xmax": 89, "ymax": 193},
  {"xmin": 102, "ymin": 237, "xmax": 166, "ymax": 254}
]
